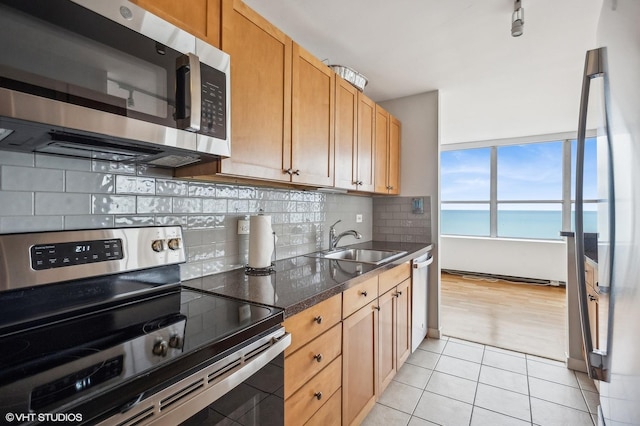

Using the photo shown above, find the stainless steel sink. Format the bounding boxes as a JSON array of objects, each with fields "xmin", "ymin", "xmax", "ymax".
[{"xmin": 305, "ymin": 248, "xmax": 407, "ymax": 265}]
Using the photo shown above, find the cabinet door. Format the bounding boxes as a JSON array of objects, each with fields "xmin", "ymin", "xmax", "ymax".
[
  {"xmin": 377, "ymin": 289, "xmax": 396, "ymax": 395},
  {"xmin": 131, "ymin": 0, "xmax": 221, "ymax": 47},
  {"xmin": 291, "ymin": 43, "xmax": 335, "ymax": 186},
  {"xmin": 388, "ymin": 115, "xmax": 401, "ymax": 195},
  {"xmin": 396, "ymin": 278, "xmax": 411, "ymax": 367},
  {"xmin": 356, "ymin": 93, "xmax": 376, "ymax": 192},
  {"xmin": 374, "ymin": 105, "xmax": 390, "ymax": 193},
  {"xmin": 219, "ymin": 0, "xmax": 292, "ymax": 181},
  {"xmin": 334, "ymin": 76, "xmax": 358, "ymax": 190},
  {"xmin": 343, "ymin": 303, "xmax": 378, "ymax": 426}
]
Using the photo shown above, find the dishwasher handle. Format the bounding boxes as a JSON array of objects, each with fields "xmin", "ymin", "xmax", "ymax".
[{"xmin": 413, "ymin": 254, "xmax": 433, "ymax": 269}]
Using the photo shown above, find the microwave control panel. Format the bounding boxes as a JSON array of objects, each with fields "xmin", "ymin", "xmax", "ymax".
[{"xmin": 199, "ymin": 64, "xmax": 227, "ymax": 139}]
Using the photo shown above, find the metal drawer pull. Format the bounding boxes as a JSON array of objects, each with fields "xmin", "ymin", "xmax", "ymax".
[
  {"xmin": 313, "ymin": 316, "xmax": 323, "ymax": 324},
  {"xmin": 588, "ymin": 294, "xmax": 597, "ymax": 301},
  {"xmin": 314, "ymin": 392, "xmax": 323, "ymax": 400},
  {"xmin": 314, "ymin": 353, "xmax": 323, "ymax": 363},
  {"xmin": 374, "ymin": 306, "xmax": 381, "ymax": 311},
  {"xmin": 360, "ymin": 290, "xmax": 368, "ymax": 297}
]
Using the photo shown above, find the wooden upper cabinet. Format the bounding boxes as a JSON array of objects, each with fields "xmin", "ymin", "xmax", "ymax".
[
  {"xmin": 388, "ymin": 114, "xmax": 401, "ymax": 195},
  {"xmin": 291, "ymin": 43, "xmax": 335, "ymax": 187},
  {"xmin": 374, "ymin": 105, "xmax": 390, "ymax": 193},
  {"xmin": 357, "ymin": 93, "xmax": 376, "ymax": 192},
  {"xmin": 374, "ymin": 105, "xmax": 401, "ymax": 194},
  {"xmin": 334, "ymin": 77, "xmax": 358, "ymax": 190},
  {"xmin": 334, "ymin": 80, "xmax": 375, "ymax": 192},
  {"xmin": 218, "ymin": 0, "xmax": 292, "ymax": 182},
  {"xmin": 131, "ymin": 0, "xmax": 221, "ymax": 47}
]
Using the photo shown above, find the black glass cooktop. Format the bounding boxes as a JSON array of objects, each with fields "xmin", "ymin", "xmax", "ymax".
[{"xmin": 0, "ymin": 285, "xmax": 284, "ymax": 420}]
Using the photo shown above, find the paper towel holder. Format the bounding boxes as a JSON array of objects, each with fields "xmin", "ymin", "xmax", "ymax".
[{"xmin": 245, "ymin": 231, "xmax": 277, "ymax": 276}]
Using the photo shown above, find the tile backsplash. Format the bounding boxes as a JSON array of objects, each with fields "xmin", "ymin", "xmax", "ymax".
[
  {"xmin": 373, "ymin": 195, "xmax": 432, "ymax": 243},
  {"xmin": 0, "ymin": 151, "xmax": 372, "ymax": 280}
]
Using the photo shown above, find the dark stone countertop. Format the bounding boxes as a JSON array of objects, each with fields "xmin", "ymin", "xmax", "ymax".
[{"xmin": 182, "ymin": 241, "xmax": 433, "ymax": 318}]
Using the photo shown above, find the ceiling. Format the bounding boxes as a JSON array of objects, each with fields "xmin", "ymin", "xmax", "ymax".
[{"xmin": 242, "ymin": 0, "xmax": 603, "ymax": 106}]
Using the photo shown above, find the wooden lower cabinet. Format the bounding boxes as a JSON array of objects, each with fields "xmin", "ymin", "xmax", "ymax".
[
  {"xmin": 284, "ymin": 264, "xmax": 413, "ymax": 424},
  {"xmin": 304, "ymin": 388, "xmax": 342, "ymax": 426},
  {"xmin": 285, "ymin": 356, "xmax": 342, "ymax": 426},
  {"xmin": 284, "ymin": 293, "xmax": 342, "ymax": 425},
  {"xmin": 377, "ymin": 278, "xmax": 411, "ymax": 396},
  {"xmin": 342, "ymin": 301, "xmax": 378, "ymax": 426},
  {"xmin": 377, "ymin": 288, "xmax": 396, "ymax": 394}
]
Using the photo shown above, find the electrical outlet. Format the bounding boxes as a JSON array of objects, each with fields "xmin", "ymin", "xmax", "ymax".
[
  {"xmin": 237, "ymin": 219, "xmax": 250, "ymax": 235},
  {"xmin": 356, "ymin": 214, "xmax": 363, "ymax": 223}
]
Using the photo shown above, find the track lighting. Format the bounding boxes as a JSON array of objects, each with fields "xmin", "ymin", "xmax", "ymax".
[{"xmin": 511, "ymin": 0, "xmax": 524, "ymax": 37}]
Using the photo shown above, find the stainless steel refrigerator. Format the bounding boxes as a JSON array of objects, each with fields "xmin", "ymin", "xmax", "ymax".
[{"xmin": 574, "ymin": 0, "xmax": 640, "ymax": 424}]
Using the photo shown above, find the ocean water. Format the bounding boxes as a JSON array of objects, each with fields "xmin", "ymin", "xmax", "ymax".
[{"xmin": 441, "ymin": 210, "xmax": 598, "ymax": 240}]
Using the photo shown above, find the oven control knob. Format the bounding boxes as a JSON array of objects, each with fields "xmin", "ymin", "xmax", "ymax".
[
  {"xmin": 169, "ymin": 334, "xmax": 183, "ymax": 349},
  {"xmin": 167, "ymin": 238, "xmax": 181, "ymax": 251},
  {"xmin": 151, "ymin": 239, "xmax": 165, "ymax": 252},
  {"xmin": 152, "ymin": 339, "xmax": 169, "ymax": 357}
]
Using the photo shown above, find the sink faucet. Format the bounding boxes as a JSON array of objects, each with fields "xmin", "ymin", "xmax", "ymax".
[{"xmin": 329, "ymin": 220, "xmax": 362, "ymax": 250}]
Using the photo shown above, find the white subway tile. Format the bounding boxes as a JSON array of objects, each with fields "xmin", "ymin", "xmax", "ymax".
[
  {"xmin": 1, "ymin": 216, "xmax": 63, "ymax": 233},
  {"xmin": 0, "ymin": 191, "xmax": 32, "ymax": 215},
  {"xmin": 36, "ymin": 193, "xmax": 91, "ymax": 215},
  {"xmin": 64, "ymin": 215, "xmax": 114, "ymax": 230},
  {"xmin": 1, "ymin": 165, "xmax": 64, "ymax": 191},
  {"xmin": 66, "ymin": 171, "xmax": 114, "ymax": 193},
  {"xmin": 35, "ymin": 154, "xmax": 91, "ymax": 171},
  {"xmin": 92, "ymin": 195, "xmax": 136, "ymax": 214}
]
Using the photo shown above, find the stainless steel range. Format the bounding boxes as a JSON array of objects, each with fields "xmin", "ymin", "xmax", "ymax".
[{"xmin": 0, "ymin": 226, "xmax": 289, "ymax": 425}]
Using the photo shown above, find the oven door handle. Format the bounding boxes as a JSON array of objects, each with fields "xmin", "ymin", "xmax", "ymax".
[{"xmin": 150, "ymin": 330, "xmax": 291, "ymax": 425}]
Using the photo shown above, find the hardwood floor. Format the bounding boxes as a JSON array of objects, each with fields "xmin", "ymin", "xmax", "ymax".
[{"xmin": 441, "ymin": 271, "xmax": 566, "ymax": 360}]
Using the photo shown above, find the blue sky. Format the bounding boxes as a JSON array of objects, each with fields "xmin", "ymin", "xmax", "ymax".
[{"xmin": 441, "ymin": 139, "xmax": 598, "ymax": 209}]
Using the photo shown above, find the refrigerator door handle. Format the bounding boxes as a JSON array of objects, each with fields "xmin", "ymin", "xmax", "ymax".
[{"xmin": 575, "ymin": 47, "xmax": 613, "ymax": 382}]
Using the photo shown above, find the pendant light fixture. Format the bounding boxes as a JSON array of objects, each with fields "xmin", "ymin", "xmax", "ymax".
[{"xmin": 511, "ymin": 0, "xmax": 524, "ymax": 37}]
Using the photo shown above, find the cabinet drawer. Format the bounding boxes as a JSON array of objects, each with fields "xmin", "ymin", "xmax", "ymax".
[
  {"xmin": 304, "ymin": 388, "xmax": 341, "ymax": 426},
  {"xmin": 342, "ymin": 276, "xmax": 378, "ymax": 318},
  {"xmin": 379, "ymin": 262, "xmax": 411, "ymax": 295},
  {"xmin": 284, "ymin": 293, "xmax": 342, "ymax": 356},
  {"xmin": 285, "ymin": 323, "xmax": 342, "ymax": 398},
  {"xmin": 285, "ymin": 355, "xmax": 342, "ymax": 426}
]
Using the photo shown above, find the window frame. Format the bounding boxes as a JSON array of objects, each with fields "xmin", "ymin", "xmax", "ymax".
[{"xmin": 441, "ymin": 131, "xmax": 598, "ymax": 240}]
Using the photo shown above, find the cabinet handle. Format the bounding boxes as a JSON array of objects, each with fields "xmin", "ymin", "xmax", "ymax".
[
  {"xmin": 588, "ymin": 294, "xmax": 597, "ymax": 301},
  {"xmin": 313, "ymin": 315, "xmax": 323, "ymax": 324},
  {"xmin": 293, "ymin": 169, "xmax": 300, "ymax": 176},
  {"xmin": 386, "ymin": 185, "xmax": 394, "ymax": 190},
  {"xmin": 313, "ymin": 353, "xmax": 323, "ymax": 363},
  {"xmin": 284, "ymin": 168, "xmax": 293, "ymax": 175},
  {"xmin": 314, "ymin": 392, "xmax": 323, "ymax": 400},
  {"xmin": 360, "ymin": 290, "xmax": 368, "ymax": 297},
  {"xmin": 373, "ymin": 306, "xmax": 381, "ymax": 311}
]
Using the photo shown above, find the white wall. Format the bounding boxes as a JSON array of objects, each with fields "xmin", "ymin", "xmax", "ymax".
[
  {"xmin": 380, "ymin": 90, "xmax": 442, "ymax": 336},
  {"xmin": 441, "ymin": 235, "xmax": 567, "ymax": 282}
]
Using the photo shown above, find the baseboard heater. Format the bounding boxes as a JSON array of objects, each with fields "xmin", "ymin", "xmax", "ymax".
[{"xmin": 442, "ymin": 269, "xmax": 565, "ymax": 287}]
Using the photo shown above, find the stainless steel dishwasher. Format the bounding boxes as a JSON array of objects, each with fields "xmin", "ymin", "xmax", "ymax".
[{"xmin": 412, "ymin": 251, "xmax": 433, "ymax": 352}]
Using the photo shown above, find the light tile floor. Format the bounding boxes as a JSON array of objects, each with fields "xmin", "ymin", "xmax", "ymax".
[{"xmin": 363, "ymin": 336, "xmax": 598, "ymax": 426}]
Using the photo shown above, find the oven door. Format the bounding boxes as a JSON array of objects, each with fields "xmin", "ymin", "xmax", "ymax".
[{"xmin": 97, "ymin": 327, "xmax": 290, "ymax": 426}]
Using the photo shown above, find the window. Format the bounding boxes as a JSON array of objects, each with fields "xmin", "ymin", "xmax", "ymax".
[
  {"xmin": 441, "ymin": 137, "xmax": 597, "ymax": 240},
  {"xmin": 441, "ymin": 148, "xmax": 490, "ymax": 236}
]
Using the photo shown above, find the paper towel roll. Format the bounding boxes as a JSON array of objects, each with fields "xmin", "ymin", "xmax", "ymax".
[{"xmin": 248, "ymin": 215, "xmax": 274, "ymax": 268}]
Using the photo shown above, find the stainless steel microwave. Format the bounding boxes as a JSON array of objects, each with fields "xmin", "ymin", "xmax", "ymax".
[{"xmin": 0, "ymin": 0, "xmax": 230, "ymax": 167}]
